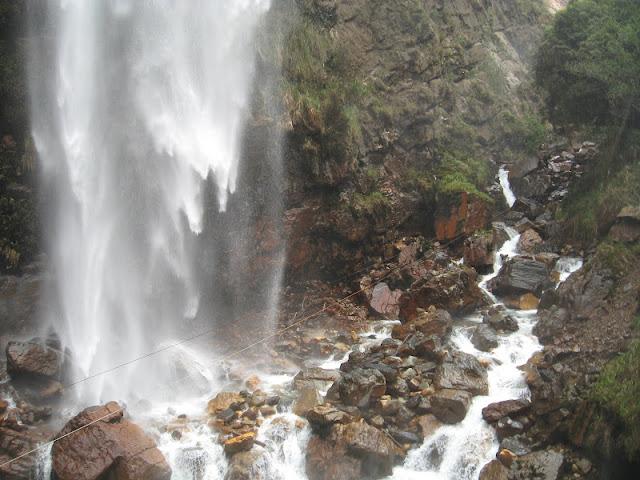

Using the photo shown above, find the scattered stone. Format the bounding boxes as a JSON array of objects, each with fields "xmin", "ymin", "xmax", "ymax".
[{"xmin": 517, "ymin": 229, "xmax": 543, "ymax": 253}]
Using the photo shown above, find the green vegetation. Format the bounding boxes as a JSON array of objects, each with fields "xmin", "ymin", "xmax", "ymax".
[
  {"xmin": 434, "ymin": 151, "xmax": 494, "ymax": 204},
  {"xmin": 0, "ymin": 141, "xmax": 38, "ymax": 271},
  {"xmin": 592, "ymin": 322, "xmax": 640, "ymax": 460},
  {"xmin": 536, "ymin": 0, "xmax": 640, "ymax": 244},
  {"xmin": 593, "ymin": 240, "xmax": 640, "ymax": 278},
  {"xmin": 536, "ymin": 0, "xmax": 640, "ymax": 131},
  {"xmin": 283, "ymin": 13, "xmax": 366, "ymax": 177},
  {"xmin": 350, "ymin": 191, "xmax": 392, "ymax": 217}
]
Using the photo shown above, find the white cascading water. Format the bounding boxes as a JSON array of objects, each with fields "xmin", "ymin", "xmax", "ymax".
[
  {"xmin": 28, "ymin": 0, "xmax": 273, "ymax": 404},
  {"xmin": 499, "ymin": 166, "xmax": 516, "ymax": 208}
]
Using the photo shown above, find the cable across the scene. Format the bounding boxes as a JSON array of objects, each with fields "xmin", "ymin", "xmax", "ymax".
[{"xmin": 0, "ymin": 234, "xmax": 464, "ymax": 470}]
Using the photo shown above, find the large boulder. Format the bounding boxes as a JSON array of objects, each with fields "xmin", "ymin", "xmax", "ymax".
[
  {"xmin": 6, "ymin": 340, "xmax": 64, "ymax": 379},
  {"xmin": 609, "ymin": 206, "xmax": 640, "ymax": 243},
  {"xmin": 464, "ymin": 232, "xmax": 495, "ymax": 274},
  {"xmin": 306, "ymin": 421, "xmax": 403, "ymax": 480},
  {"xmin": 51, "ymin": 402, "xmax": 171, "ymax": 480},
  {"xmin": 430, "ymin": 389, "xmax": 472, "ymax": 424},
  {"xmin": 392, "ymin": 307, "xmax": 452, "ymax": 339},
  {"xmin": 435, "ymin": 192, "xmax": 490, "ymax": 242},
  {"xmin": 336, "ymin": 368, "xmax": 386, "ymax": 409},
  {"xmin": 479, "ymin": 460, "xmax": 509, "ymax": 480},
  {"xmin": 292, "ymin": 386, "xmax": 323, "ymax": 416},
  {"xmin": 435, "ymin": 351, "xmax": 488, "ymax": 395},
  {"xmin": 488, "ymin": 257, "xmax": 553, "ymax": 297},
  {"xmin": 225, "ymin": 449, "xmax": 268, "ymax": 480},
  {"xmin": 471, "ymin": 325, "xmax": 499, "ymax": 352},
  {"xmin": 509, "ymin": 450, "xmax": 564, "ymax": 480}
]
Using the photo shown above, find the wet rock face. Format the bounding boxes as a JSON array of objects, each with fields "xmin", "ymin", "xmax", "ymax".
[
  {"xmin": 51, "ymin": 402, "xmax": 171, "ymax": 480},
  {"xmin": 435, "ymin": 193, "xmax": 491, "ymax": 242},
  {"xmin": 482, "ymin": 399, "xmax": 531, "ymax": 424}
]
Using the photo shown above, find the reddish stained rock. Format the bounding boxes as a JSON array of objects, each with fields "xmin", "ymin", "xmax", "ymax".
[
  {"xmin": 435, "ymin": 192, "xmax": 490, "ymax": 242},
  {"xmin": 368, "ymin": 282, "xmax": 402, "ymax": 318},
  {"xmin": 51, "ymin": 402, "xmax": 171, "ymax": 480}
]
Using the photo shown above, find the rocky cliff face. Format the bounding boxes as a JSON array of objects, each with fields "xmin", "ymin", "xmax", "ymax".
[{"xmin": 276, "ymin": 0, "xmax": 551, "ymax": 281}]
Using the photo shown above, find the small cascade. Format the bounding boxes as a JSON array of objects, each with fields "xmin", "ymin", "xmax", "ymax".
[{"xmin": 499, "ymin": 166, "xmax": 517, "ymax": 208}]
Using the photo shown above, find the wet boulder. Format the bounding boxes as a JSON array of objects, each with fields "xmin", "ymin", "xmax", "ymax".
[
  {"xmin": 392, "ymin": 307, "xmax": 452, "ymax": 340},
  {"xmin": 482, "ymin": 399, "xmax": 531, "ymax": 424},
  {"xmin": 306, "ymin": 421, "xmax": 403, "ymax": 480},
  {"xmin": 488, "ymin": 257, "xmax": 553, "ymax": 297},
  {"xmin": 207, "ymin": 392, "xmax": 245, "ymax": 415},
  {"xmin": 471, "ymin": 325, "xmax": 499, "ymax": 352},
  {"xmin": 6, "ymin": 340, "xmax": 64, "ymax": 379},
  {"xmin": 479, "ymin": 460, "xmax": 509, "ymax": 480},
  {"xmin": 430, "ymin": 389, "xmax": 472, "ymax": 424},
  {"xmin": 435, "ymin": 351, "xmax": 488, "ymax": 395},
  {"xmin": 306, "ymin": 405, "xmax": 352, "ymax": 431},
  {"xmin": 51, "ymin": 402, "xmax": 171, "ymax": 480}
]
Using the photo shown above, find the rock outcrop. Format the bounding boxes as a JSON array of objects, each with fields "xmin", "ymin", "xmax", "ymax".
[{"xmin": 51, "ymin": 402, "xmax": 171, "ymax": 480}]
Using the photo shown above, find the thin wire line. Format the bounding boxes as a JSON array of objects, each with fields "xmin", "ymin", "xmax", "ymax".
[{"xmin": 0, "ymin": 233, "xmax": 466, "ymax": 469}]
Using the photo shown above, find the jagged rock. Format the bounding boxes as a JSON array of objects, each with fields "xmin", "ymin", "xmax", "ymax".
[
  {"xmin": 430, "ymin": 389, "xmax": 472, "ymax": 424},
  {"xmin": 479, "ymin": 460, "xmax": 509, "ymax": 480},
  {"xmin": 435, "ymin": 352, "xmax": 488, "ymax": 395},
  {"xmin": 51, "ymin": 402, "xmax": 171, "ymax": 480},
  {"xmin": 482, "ymin": 399, "xmax": 531, "ymax": 423},
  {"xmin": 488, "ymin": 257, "xmax": 552, "ymax": 297},
  {"xmin": 512, "ymin": 198, "xmax": 542, "ymax": 219},
  {"xmin": 464, "ymin": 232, "xmax": 495, "ymax": 274},
  {"xmin": 336, "ymin": 368, "xmax": 386, "ymax": 408},
  {"xmin": 517, "ymin": 229, "xmax": 543, "ymax": 253},
  {"xmin": 471, "ymin": 325, "xmax": 499, "ymax": 352}
]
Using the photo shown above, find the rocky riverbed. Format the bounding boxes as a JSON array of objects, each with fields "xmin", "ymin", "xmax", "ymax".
[{"xmin": 2, "ymin": 143, "xmax": 633, "ymax": 480}]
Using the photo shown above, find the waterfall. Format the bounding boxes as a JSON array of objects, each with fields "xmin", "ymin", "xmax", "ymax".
[
  {"xmin": 499, "ymin": 166, "xmax": 516, "ymax": 207},
  {"xmin": 28, "ymin": 0, "xmax": 278, "ymax": 404}
]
